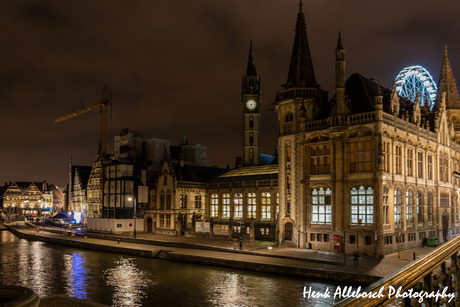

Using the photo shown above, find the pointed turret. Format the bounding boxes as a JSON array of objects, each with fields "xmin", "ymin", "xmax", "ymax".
[
  {"xmin": 284, "ymin": 0, "xmax": 316, "ymax": 88},
  {"xmin": 438, "ymin": 44, "xmax": 460, "ymax": 109},
  {"xmin": 246, "ymin": 40, "xmax": 257, "ymax": 76},
  {"xmin": 332, "ymin": 31, "xmax": 349, "ymax": 116}
]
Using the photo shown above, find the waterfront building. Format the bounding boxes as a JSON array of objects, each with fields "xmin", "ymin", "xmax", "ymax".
[
  {"xmin": 145, "ymin": 150, "xmax": 224, "ymax": 235},
  {"xmin": 274, "ymin": 2, "xmax": 460, "ymax": 256},
  {"xmin": 68, "ymin": 164, "xmax": 91, "ymax": 215},
  {"xmin": 3, "ymin": 181, "xmax": 62, "ymax": 215}
]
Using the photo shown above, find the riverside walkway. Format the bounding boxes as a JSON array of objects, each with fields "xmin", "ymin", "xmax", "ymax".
[{"xmin": 5, "ymin": 221, "xmax": 439, "ymax": 285}]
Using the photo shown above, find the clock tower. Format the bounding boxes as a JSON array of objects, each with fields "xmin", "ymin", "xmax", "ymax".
[{"xmin": 242, "ymin": 41, "xmax": 261, "ymax": 166}]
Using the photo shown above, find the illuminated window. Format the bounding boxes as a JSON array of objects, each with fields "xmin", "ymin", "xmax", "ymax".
[
  {"xmin": 351, "ymin": 186, "xmax": 373, "ymax": 225},
  {"xmin": 311, "ymin": 187, "xmax": 331, "ymax": 224},
  {"xmin": 406, "ymin": 189, "xmax": 414, "ymax": 224},
  {"xmin": 261, "ymin": 192, "xmax": 271, "ymax": 220},
  {"xmin": 310, "ymin": 144, "xmax": 331, "ymax": 175},
  {"xmin": 223, "ymin": 205, "xmax": 230, "ymax": 219},
  {"xmin": 394, "ymin": 187, "xmax": 402, "ymax": 225},
  {"xmin": 349, "ymin": 141, "xmax": 372, "ymax": 172},
  {"xmin": 382, "ymin": 142, "xmax": 390, "ymax": 172},
  {"xmin": 247, "ymin": 193, "xmax": 256, "ymax": 218},
  {"xmin": 383, "ymin": 186, "xmax": 389, "ymax": 225},
  {"xmin": 234, "ymin": 193, "xmax": 243, "ymax": 219},
  {"xmin": 211, "ymin": 194, "xmax": 219, "ymax": 218}
]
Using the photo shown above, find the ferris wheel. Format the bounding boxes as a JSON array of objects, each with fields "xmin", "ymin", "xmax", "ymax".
[{"xmin": 394, "ymin": 65, "xmax": 438, "ymax": 110}]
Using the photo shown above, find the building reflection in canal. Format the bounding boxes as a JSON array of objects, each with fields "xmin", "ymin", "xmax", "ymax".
[{"xmin": 0, "ymin": 231, "xmax": 358, "ymax": 306}]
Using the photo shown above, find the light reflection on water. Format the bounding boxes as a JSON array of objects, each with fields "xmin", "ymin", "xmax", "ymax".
[
  {"xmin": 0, "ymin": 230, "xmax": 360, "ymax": 306},
  {"xmin": 103, "ymin": 257, "xmax": 153, "ymax": 307}
]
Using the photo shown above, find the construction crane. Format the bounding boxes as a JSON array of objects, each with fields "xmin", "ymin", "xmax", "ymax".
[{"xmin": 54, "ymin": 86, "xmax": 111, "ymax": 158}]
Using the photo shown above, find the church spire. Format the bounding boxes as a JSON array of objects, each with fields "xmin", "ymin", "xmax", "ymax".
[
  {"xmin": 246, "ymin": 40, "xmax": 257, "ymax": 76},
  {"xmin": 438, "ymin": 44, "xmax": 460, "ymax": 109},
  {"xmin": 284, "ymin": 0, "xmax": 316, "ymax": 89}
]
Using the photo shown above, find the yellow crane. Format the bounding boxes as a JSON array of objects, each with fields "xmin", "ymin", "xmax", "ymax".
[{"xmin": 54, "ymin": 86, "xmax": 111, "ymax": 158}]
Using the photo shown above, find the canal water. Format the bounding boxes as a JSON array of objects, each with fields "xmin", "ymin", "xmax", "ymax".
[{"xmin": 0, "ymin": 231, "xmax": 357, "ymax": 306}]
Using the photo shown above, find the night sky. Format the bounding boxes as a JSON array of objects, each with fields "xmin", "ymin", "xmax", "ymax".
[{"xmin": 1, "ymin": 0, "xmax": 459, "ymax": 187}]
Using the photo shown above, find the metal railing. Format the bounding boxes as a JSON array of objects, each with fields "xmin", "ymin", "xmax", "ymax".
[{"xmin": 334, "ymin": 235, "xmax": 460, "ymax": 306}]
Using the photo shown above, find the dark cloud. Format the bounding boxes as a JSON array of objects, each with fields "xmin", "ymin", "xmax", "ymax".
[{"xmin": 0, "ymin": 0, "xmax": 459, "ymax": 185}]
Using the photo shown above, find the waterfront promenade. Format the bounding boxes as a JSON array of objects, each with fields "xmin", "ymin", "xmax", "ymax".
[{"xmin": 4, "ymin": 221, "xmax": 438, "ymax": 285}]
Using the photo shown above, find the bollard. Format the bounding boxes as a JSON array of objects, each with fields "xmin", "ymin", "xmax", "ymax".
[{"xmin": 413, "ymin": 252, "xmax": 416, "ymax": 261}]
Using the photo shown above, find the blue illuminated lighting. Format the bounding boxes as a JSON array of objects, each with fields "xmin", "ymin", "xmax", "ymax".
[{"xmin": 394, "ymin": 65, "xmax": 438, "ymax": 110}]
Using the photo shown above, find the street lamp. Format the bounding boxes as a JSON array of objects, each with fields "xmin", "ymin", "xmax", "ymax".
[{"xmin": 128, "ymin": 196, "xmax": 137, "ymax": 238}]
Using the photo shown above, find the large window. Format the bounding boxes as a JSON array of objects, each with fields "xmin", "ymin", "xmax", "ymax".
[
  {"xmin": 440, "ymin": 193, "xmax": 449, "ymax": 207},
  {"xmin": 261, "ymin": 192, "xmax": 271, "ymax": 220},
  {"xmin": 180, "ymin": 194, "xmax": 187, "ymax": 209},
  {"xmin": 234, "ymin": 193, "xmax": 243, "ymax": 219},
  {"xmin": 350, "ymin": 141, "xmax": 372, "ymax": 172},
  {"xmin": 311, "ymin": 187, "xmax": 331, "ymax": 224},
  {"xmin": 417, "ymin": 152, "xmax": 423, "ymax": 178},
  {"xmin": 211, "ymin": 194, "xmax": 219, "ymax": 218},
  {"xmin": 417, "ymin": 190, "xmax": 424, "ymax": 224},
  {"xmin": 222, "ymin": 193, "xmax": 230, "ymax": 219},
  {"xmin": 406, "ymin": 189, "xmax": 414, "ymax": 224},
  {"xmin": 407, "ymin": 149, "xmax": 413, "ymax": 177},
  {"xmin": 351, "ymin": 186, "xmax": 373, "ymax": 225},
  {"xmin": 160, "ymin": 193, "xmax": 165, "ymax": 209},
  {"xmin": 394, "ymin": 187, "xmax": 403, "ymax": 225},
  {"xmin": 383, "ymin": 186, "xmax": 390, "ymax": 224},
  {"xmin": 166, "ymin": 193, "xmax": 171, "ymax": 209},
  {"xmin": 195, "ymin": 195, "xmax": 202, "ymax": 209},
  {"xmin": 310, "ymin": 145, "xmax": 331, "ymax": 175},
  {"xmin": 382, "ymin": 142, "xmax": 391, "ymax": 172},
  {"xmin": 427, "ymin": 155, "xmax": 433, "ymax": 180},
  {"xmin": 395, "ymin": 145, "xmax": 402, "ymax": 174},
  {"xmin": 247, "ymin": 193, "xmax": 256, "ymax": 218},
  {"xmin": 427, "ymin": 191, "xmax": 433, "ymax": 222}
]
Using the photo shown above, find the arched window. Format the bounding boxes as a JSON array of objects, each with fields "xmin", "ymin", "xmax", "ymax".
[
  {"xmin": 406, "ymin": 189, "xmax": 414, "ymax": 224},
  {"xmin": 234, "ymin": 193, "xmax": 243, "ymax": 219},
  {"xmin": 249, "ymin": 132, "xmax": 254, "ymax": 145},
  {"xmin": 351, "ymin": 186, "xmax": 373, "ymax": 225},
  {"xmin": 284, "ymin": 113, "xmax": 294, "ymax": 134},
  {"xmin": 394, "ymin": 187, "xmax": 403, "ymax": 225},
  {"xmin": 427, "ymin": 191, "xmax": 433, "ymax": 222},
  {"xmin": 222, "ymin": 193, "xmax": 230, "ymax": 219},
  {"xmin": 417, "ymin": 190, "xmax": 424, "ymax": 224},
  {"xmin": 261, "ymin": 192, "xmax": 271, "ymax": 220},
  {"xmin": 163, "ymin": 171, "xmax": 168, "ymax": 185},
  {"xmin": 311, "ymin": 187, "xmax": 332, "ymax": 224},
  {"xmin": 383, "ymin": 186, "xmax": 389, "ymax": 224},
  {"xmin": 211, "ymin": 194, "xmax": 219, "ymax": 218},
  {"xmin": 247, "ymin": 193, "xmax": 257, "ymax": 218},
  {"xmin": 249, "ymin": 116, "xmax": 254, "ymax": 128}
]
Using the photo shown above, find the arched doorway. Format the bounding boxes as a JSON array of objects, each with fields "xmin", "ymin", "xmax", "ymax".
[
  {"xmin": 442, "ymin": 213, "xmax": 449, "ymax": 242},
  {"xmin": 284, "ymin": 222, "xmax": 293, "ymax": 241},
  {"xmin": 147, "ymin": 217, "xmax": 153, "ymax": 233}
]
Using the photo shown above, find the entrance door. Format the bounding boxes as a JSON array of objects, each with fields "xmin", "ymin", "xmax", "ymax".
[
  {"xmin": 147, "ymin": 217, "xmax": 153, "ymax": 233},
  {"xmin": 442, "ymin": 213, "xmax": 449, "ymax": 242},
  {"xmin": 284, "ymin": 222, "xmax": 293, "ymax": 241}
]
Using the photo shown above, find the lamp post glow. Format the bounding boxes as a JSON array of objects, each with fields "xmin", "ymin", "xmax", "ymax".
[{"xmin": 128, "ymin": 196, "xmax": 137, "ymax": 238}]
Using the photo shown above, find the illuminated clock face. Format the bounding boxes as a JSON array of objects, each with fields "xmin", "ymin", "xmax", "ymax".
[{"xmin": 246, "ymin": 99, "xmax": 257, "ymax": 110}]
